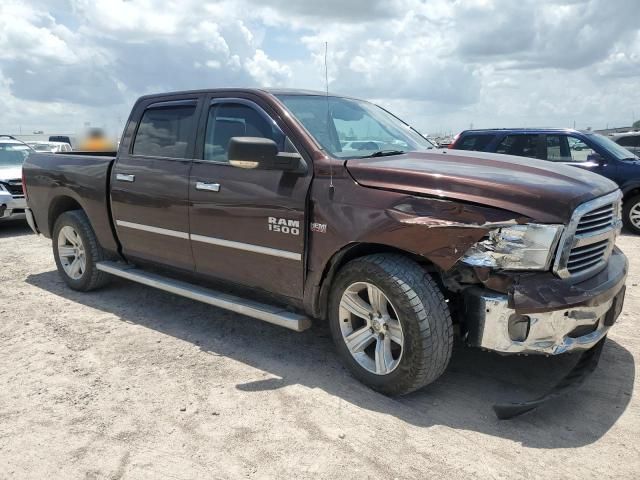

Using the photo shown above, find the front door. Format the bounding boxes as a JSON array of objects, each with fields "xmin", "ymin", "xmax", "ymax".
[
  {"xmin": 188, "ymin": 97, "xmax": 312, "ymax": 299},
  {"xmin": 111, "ymin": 97, "xmax": 201, "ymax": 270}
]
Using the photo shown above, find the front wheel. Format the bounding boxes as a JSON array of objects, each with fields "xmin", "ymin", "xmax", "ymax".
[
  {"xmin": 623, "ymin": 195, "xmax": 640, "ymax": 235},
  {"xmin": 329, "ymin": 254, "xmax": 453, "ymax": 396}
]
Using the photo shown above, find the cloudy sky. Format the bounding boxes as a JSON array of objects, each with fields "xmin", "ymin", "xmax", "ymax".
[{"xmin": 1, "ymin": 0, "xmax": 639, "ymax": 137}]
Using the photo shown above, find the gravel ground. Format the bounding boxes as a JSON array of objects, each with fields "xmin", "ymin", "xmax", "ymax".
[{"xmin": 0, "ymin": 217, "xmax": 638, "ymax": 479}]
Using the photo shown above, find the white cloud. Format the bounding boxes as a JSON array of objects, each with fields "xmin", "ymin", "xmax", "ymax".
[
  {"xmin": 245, "ymin": 49, "xmax": 292, "ymax": 86},
  {"xmin": 0, "ymin": 0, "xmax": 638, "ymax": 136}
]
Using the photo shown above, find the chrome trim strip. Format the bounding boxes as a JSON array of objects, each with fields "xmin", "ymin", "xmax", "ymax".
[
  {"xmin": 115, "ymin": 220, "xmax": 189, "ymax": 239},
  {"xmin": 114, "ymin": 220, "xmax": 302, "ymax": 260},
  {"xmin": 191, "ymin": 234, "xmax": 301, "ymax": 260}
]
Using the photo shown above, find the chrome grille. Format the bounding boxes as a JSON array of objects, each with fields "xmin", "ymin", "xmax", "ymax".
[
  {"xmin": 575, "ymin": 203, "xmax": 615, "ymax": 235},
  {"xmin": 1, "ymin": 179, "xmax": 24, "ymax": 198},
  {"xmin": 553, "ymin": 191, "xmax": 622, "ymax": 280}
]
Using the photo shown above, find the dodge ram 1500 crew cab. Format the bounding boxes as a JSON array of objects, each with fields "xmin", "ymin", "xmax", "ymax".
[{"xmin": 23, "ymin": 89, "xmax": 627, "ymax": 416}]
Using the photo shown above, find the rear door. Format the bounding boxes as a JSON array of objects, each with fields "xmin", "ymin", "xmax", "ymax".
[
  {"xmin": 111, "ymin": 96, "xmax": 202, "ymax": 270},
  {"xmin": 188, "ymin": 95, "xmax": 312, "ymax": 299}
]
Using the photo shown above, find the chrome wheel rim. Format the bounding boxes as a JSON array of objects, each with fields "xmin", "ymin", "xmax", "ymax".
[
  {"xmin": 630, "ymin": 202, "xmax": 640, "ymax": 229},
  {"xmin": 338, "ymin": 282, "xmax": 404, "ymax": 375},
  {"xmin": 57, "ymin": 226, "xmax": 86, "ymax": 280}
]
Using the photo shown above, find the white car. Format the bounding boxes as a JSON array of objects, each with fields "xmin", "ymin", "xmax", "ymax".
[
  {"xmin": 0, "ymin": 136, "xmax": 32, "ymax": 220},
  {"xmin": 26, "ymin": 141, "xmax": 72, "ymax": 153}
]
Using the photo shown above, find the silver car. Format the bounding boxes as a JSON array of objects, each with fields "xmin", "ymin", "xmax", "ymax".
[
  {"xmin": 0, "ymin": 136, "xmax": 32, "ymax": 220},
  {"xmin": 610, "ymin": 131, "xmax": 640, "ymax": 157}
]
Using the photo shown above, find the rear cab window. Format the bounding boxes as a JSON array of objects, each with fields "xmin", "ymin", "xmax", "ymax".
[{"xmin": 132, "ymin": 101, "xmax": 198, "ymax": 159}]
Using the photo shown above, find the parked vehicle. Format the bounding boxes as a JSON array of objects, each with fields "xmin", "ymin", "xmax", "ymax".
[
  {"xmin": 449, "ymin": 128, "xmax": 640, "ymax": 233},
  {"xmin": 23, "ymin": 90, "xmax": 627, "ymax": 417},
  {"xmin": 610, "ymin": 131, "xmax": 640, "ymax": 157},
  {"xmin": 0, "ymin": 136, "xmax": 32, "ymax": 220},
  {"xmin": 49, "ymin": 135, "xmax": 73, "ymax": 147},
  {"xmin": 27, "ymin": 141, "xmax": 73, "ymax": 153}
]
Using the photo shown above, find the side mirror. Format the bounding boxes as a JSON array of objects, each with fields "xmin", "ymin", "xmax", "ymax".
[
  {"xmin": 228, "ymin": 137, "xmax": 304, "ymax": 172},
  {"xmin": 587, "ymin": 152, "xmax": 606, "ymax": 165}
]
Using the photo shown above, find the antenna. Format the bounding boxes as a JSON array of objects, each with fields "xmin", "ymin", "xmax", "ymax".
[{"xmin": 325, "ymin": 41, "xmax": 334, "ymax": 189}]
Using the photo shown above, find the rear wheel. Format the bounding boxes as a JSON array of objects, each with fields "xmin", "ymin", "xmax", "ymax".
[
  {"xmin": 53, "ymin": 210, "xmax": 110, "ymax": 291},
  {"xmin": 329, "ymin": 254, "xmax": 453, "ymax": 396},
  {"xmin": 623, "ymin": 194, "xmax": 640, "ymax": 235}
]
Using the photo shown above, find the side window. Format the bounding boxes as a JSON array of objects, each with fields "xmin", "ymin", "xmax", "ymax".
[
  {"xmin": 545, "ymin": 135, "xmax": 570, "ymax": 161},
  {"xmin": 496, "ymin": 135, "xmax": 539, "ymax": 157},
  {"xmin": 203, "ymin": 103, "xmax": 284, "ymax": 162},
  {"xmin": 133, "ymin": 104, "xmax": 197, "ymax": 158},
  {"xmin": 566, "ymin": 136, "xmax": 596, "ymax": 162},
  {"xmin": 457, "ymin": 134, "xmax": 494, "ymax": 151},
  {"xmin": 617, "ymin": 136, "xmax": 638, "ymax": 147}
]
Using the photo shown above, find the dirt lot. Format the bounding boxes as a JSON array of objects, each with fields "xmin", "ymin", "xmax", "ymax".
[{"xmin": 0, "ymin": 217, "xmax": 638, "ymax": 479}]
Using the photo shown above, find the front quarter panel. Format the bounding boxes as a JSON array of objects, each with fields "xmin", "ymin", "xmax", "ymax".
[{"xmin": 306, "ymin": 175, "xmax": 528, "ymax": 298}]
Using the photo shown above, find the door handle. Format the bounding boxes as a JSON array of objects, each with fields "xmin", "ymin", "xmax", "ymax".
[
  {"xmin": 196, "ymin": 182, "xmax": 220, "ymax": 192},
  {"xmin": 116, "ymin": 173, "xmax": 135, "ymax": 182}
]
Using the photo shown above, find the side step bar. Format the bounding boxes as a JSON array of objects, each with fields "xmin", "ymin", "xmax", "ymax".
[{"xmin": 96, "ymin": 261, "xmax": 312, "ymax": 332}]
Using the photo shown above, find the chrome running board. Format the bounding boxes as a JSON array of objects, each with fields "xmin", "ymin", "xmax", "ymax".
[{"xmin": 96, "ymin": 261, "xmax": 312, "ymax": 332}]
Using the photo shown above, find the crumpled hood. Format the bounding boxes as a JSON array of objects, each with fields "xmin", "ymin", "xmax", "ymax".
[
  {"xmin": 346, "ymin": 149, "xmax": 619, "ymax": 223},
  {"xmin": 0, "ymin": 165, "xmax": 22, "ymax": 182}
]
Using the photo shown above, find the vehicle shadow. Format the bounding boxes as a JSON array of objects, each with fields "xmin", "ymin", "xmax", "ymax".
[
  {"xmin": 27, "ymin": 270, "xmax": 635, "ymax": 449},
  {"xmin": 0, "ymin": 217, "xmax": 32, "ymax": 239}
]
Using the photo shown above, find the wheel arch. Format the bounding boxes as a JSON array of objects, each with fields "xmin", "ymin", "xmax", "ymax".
[
  {"xmin": 48, "ymin": 195, "xmax": 84, "ymax": 234},
  {"xmin": 622, "ymin": 185, "xmax": 640, "ymax": 202},
  {"xmin": 309, "ymin": 242, "xmax": 437, "ymax": 321}
]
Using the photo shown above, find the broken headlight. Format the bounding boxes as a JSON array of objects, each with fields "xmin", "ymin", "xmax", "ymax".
[{"xmin": 461, "ymin": 224, "xmax": 563, "ymax": 270}]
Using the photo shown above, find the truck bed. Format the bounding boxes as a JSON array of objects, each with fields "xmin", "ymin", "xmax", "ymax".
[{"xmin": 22, "ymin": 152, "xmax": 120, "ymax": 253}]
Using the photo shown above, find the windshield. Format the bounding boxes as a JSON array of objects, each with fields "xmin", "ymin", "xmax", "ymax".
[
  {"xmin": 589, "ymin": 133, "xmax": 639, "ymax": 161},
  {"xmin": 30, "ymin": 144, "xmax": 55, "ymax": 152},
  {"xmin": 276, "ymin": 95, "xmax": 435, "ymax": 158},
  {"xmin": 0, "ymin": 143, "xmax": 31, "ymax": 167}
]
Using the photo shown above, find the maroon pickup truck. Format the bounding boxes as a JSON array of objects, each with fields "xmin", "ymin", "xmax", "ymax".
[{"xmin": 22, "ymin": 89, "xmax": 627, "ymax": 417}]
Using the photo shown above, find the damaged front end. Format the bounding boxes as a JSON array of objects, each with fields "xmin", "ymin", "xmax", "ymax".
[
  {"xmin": 461, "ymin": 223, "xmax": 563, "ymax": 271},
  {"xmin": 436, "ymin": 191, "xmax": 627, "ymax": 418}
]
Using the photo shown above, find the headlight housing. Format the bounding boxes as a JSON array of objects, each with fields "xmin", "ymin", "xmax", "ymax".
[{"xmin": 461, "ymin": 224, "xmax": 563, "ymax": 270}]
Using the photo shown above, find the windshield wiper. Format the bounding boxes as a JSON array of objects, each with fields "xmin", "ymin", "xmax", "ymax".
[{"xmin": 363, "ymin": 150, "xmax": 406, "ymax": 158}]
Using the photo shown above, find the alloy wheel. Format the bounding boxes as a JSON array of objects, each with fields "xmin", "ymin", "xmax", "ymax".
[
  {"xmin": 338, "ymin": 282, "xmax": 404, "ymax": 375},
  {"xmin": 57, "ymin": 225, "xmax": 86, "ymax": 280}
]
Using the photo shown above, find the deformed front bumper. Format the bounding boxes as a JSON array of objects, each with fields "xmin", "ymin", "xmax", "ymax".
[{"xmin": 462, "ymin": 248, "xmax": 627, "ymax": 355}]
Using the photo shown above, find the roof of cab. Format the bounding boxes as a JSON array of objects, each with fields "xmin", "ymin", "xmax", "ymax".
[{"xmin": 136, "ymin": 87, "xmax": 356, "ymax": 102}]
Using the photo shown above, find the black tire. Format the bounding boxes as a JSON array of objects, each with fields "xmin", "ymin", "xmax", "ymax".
[
  {"xmin": 328, "ymin": 254, "xmax": 453, "ymax": 396},
  {"xmin": 52, "ymin": 210, "xmax": 110, "ymax": 291},
  {"xmin": 622, "ymin": 195, "xmax": 640, "ymax": 235}
]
